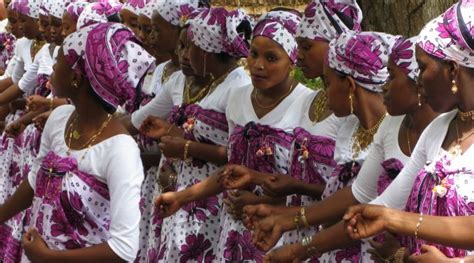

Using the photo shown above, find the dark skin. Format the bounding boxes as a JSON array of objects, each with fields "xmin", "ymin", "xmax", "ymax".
[
  {"xmin": 49, "ymin": 16, "xmax": 63, "ymax": 45},
  {"xmin": 119, "ymin": 9, "xmax": 139, "ymax": 37},
  {"xmin": 18, "ymin": 13, "xmax": 41, "ymax": 40},
  {"xmin": 6, "ymin": 8, "xmax": 23, "ymax": 38},
  {"xmin": 0, "ymin": 48, "xmax": 130, "ymax": 263},
  {"xmin": 38, "ymin": 14, "xmax": 51, "ymax": 43},
  {"xmin": 61, "ymin": 12, "xmax": 76, "ymax": 39},
  {"xmin": 137, "ymin": 14, "xmax": 155, "ymax": 56}
]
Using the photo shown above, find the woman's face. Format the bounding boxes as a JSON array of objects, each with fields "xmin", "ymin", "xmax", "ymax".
[
  {"xmin": 382, "ymin": 58, "xmax": 419, "ymax": 116},
  {"xmin": 120, "ymin": 9, "xmax": 140, "ymax": 37},
  {"xmin": 19, "ymin": 13, "xmax": 40, "ymax": 40},
  {"xmin": 323, "ymin": 64, "xmax": 352, "ymax": 117},
  {"xmin": 61, "ymin": 12, "xmax": 76, "ymax": 39},
  {"xmin": 296, "ymin": 37, "xmax": 329, "ymax": 79},
  {"xmin": 50, "ymin": 48, "xmax": 75, "ymax": 98},
  {"xmin": 247, "ymin": 36, "xmax": 292, "ymax": 90},
  {"xmin": 150, "ymin": 11, "xmax": 179, "ymax": 55},
  {"xmin": 6, "ymin": 9, "xmax": 23, "ymax": 38},
  {"xmin": 137, "ymin": 14, "xmax": 152, "ymax": 53},
  {"xmin": 188, "ymin": 41, "xmax": 207, "ymax": 77},
  {"xmin": 38, "ymin": 14, "xmax": 51, "ymax": 42},
  {"xmin": 415, "ymin": 46, "xmax": 457, "ymax": 113},
  {"xmin": 177, "ymin": 27, "xmax": 194, "ymax": 76},
  {"xmin": 49, "ymin": 16, "xmax": 63, "ymax": 45}
]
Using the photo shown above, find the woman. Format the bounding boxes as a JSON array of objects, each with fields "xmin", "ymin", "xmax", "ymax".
[
  {"xmin": 344, "ymin": 0, "xmax": 474, "ymax": 259},
  {"xmin": 143, "ymin": 6, "xmax": 253, "ymax": 262},
  {"xmin": 0, "ymin": 22, "xmax": 153, "ymax": 262},
  {"xmin": 152, "ymin": 9, "xmax": 312, "ymax": 262},
  {"xmin": 120, "ymin": 0, "xmax": 140, "ymax": 36}
]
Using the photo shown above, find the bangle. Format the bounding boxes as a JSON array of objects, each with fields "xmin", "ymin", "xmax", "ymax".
[
  {"xmin": 301, "ymin": 236, "xmax": 312, "ymax": 247},
  {"xmin": 294, "ymin": 212, "xmax": 301, "ymax": 232},
  {"xmin": 300, "ymin": 207, "xmax": 310, "ymax": 228},
  {"xmin": 414, "ymin": 212, "xmax": 423, "ymax": 240},
  {"xmin": 49, "ymin": 98, "xmax": 54, "ymax": 111},
  {"xmin": 183, "ymin": 140, "xmax": 192, "ymax": 160},
  {"xmin": 301, "ymin": 236, "xmax": 320, "ymax": 258}
]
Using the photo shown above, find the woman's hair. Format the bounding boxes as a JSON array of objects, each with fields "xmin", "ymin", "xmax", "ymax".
[{"xmin": 198, "ymin": 0, "xmax": 211, "ymax": 8}]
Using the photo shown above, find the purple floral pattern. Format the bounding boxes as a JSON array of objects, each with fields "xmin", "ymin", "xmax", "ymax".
[
  {"xmin": 377, "ymin": 158, "xmax": 404, "ymax": 195},
  {"xmin": 390, "ymin": 37, "xmax": 419, "ymax": 81},
  {"xmin": 180, "ymin": 234, "xmax": 216, "ymax": 263}
]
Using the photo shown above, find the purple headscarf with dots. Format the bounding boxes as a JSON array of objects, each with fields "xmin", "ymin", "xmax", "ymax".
[
  {"xmin": 62, "ymin": 22, "xmax": 155, "ymax": 110},
  {"xmin": 66, "ymin": 2, "xmax": 89, "ymax": 22},
  {"xmin": 187, "ymin": 7, "xmax": 254, "ymax": 58},
  {"xmin": 39, "ymin": 0, "xmax": 53, "ymax": 16},
  {"xmin": 297, "ymin": 0, "xmax": 363, "ymax": 42},
  {"xmin": 390, "ymin": 36, "xmax": 419, "ymax": 81},
  {"xmin": 327, "ymin": 31, "xmax": 399, "ymax": 92},
  {"xmin": 417, "ymin": 0, "xmax": 474, "ymax": 68},
  {"xmin": 76, "ymin": 1, "xmax": 123, "ymax": 29},
  {"xmin": 158, "ymin": 0, "xmax": 199, "ymax": 26},
  {"xmin": 49, "ymin": 0, "xmax": 73, "ymax": 19},
  {"xmin": 16, "ymin": 0, "xmax": 41, "ymax": 19},
  {"xmin": 252, "ymin": 10, "xmax": 301, "ymax": 64}
]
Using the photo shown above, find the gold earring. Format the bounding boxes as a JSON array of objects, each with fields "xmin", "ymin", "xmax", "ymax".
[
  {"xmin": 349, "ymin": 93, "xmax": 354, "ymax": 114},
  {"xmin": 72, "ymin": 82, "xmax": 79, "ymax": 89},
  {"xmin": 451, "ymin": 79, "xmax": 458, "ymax": 94},
  {"xmin": 417, "ymin": 92, "xmax": 422, "ymax": 107}
]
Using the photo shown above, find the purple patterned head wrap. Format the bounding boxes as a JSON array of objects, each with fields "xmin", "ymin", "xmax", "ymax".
[
  {"xmin": 417, "ymin": 0, "xmax": 474, "ymax": 68},
  {"xmin": 187, "ymin": 7, "xmax": 254, "ymax": 58},
  {"xmin": 39, "ymin": 0, "xmax": 53, "ymax": 16},
  {"xmin": 252, "ymin": 10, "xmax": 301, "ymax": 64},
  {"xmin": 66, "ymin": 2, "xmax": 89, "ymax": 22},
  {"xmin": 390, "ymin": 36, "xmax": 419, "ymax": 81},
  {"xmin": 62, "ymin": 22, "xmax": 155, "ymax": 110},
  {"xmin": 327, "ymin": 31, "xmax": 399, "ymax": 92},
  {"xmin": 141, "ymin": 0, "xmax": 162, "ymax": 19},
  {"xmin": 16, "ymin": 0, "xmax": 41, "ymax": 19},
  {"xmin": 77, "ymin": 1, "xmax": 122, "ymax": 29},
  {"xmin": 49, "ymin": 0, "xmax": 73, "ymax": 19},
  {"xmin": 297, "ymin": 0, "xmax": 363, "ymax": 42},
  {"xmin": 158, "ymin": 0, "xmax": 199, "ymax": 26}
]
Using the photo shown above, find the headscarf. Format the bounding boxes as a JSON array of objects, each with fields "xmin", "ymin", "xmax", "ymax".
[
  {"xmin": 50, "ymin": 0, "xmax": 73, "ymax": 19},
  {"xmin": 390, "ymin": 36, "xmax": 419, "ymax": 81},
  {"xmin": 252, "ymin": 10, "xmax": 301, "ymax": 64},
  {"xmin": 297, "ymin": 0, "xmax": 363, "ymax": 42},
  {"xmin": 66, "ymin": 2, "xmax": 90, "ymax": 22},
  {"xmin": 187, "ymin": 7, "xmax": 254, "ymax": 58},
  {"xmin": 63, "ymin": 22, "xmax": 155, "ymax": 110},
  {"xmin": 141, "ymin": 0, "xmax": 162, "ymax": 19},
  {"xmin": 77, "ymin": 1, "xmax": 122, "ymax": 29},
  {"xmin": 327, "ymin": 31, "xmax": 399, "ymax": 92},
  {"xmin": 16, "ymin": 0, "xmax": 41, "ymax": 19},
  {"xmin": 158, "ymin": 0, "xmax": 200, "ymax": 26},
  {"xmin": 39, "ymin": 0, "xmax": 53, "ymax": 16},
  {"xmin": 417, "ymin": 0, "xmax": 474, "ymax": 68}
]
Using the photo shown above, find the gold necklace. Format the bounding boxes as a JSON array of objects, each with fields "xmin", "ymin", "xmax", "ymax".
[
  {"xmin": 458, "ymin": 109, "xmax": 474, "ymax": 122},
  {"xmin": 253, "ymin": 80, "xmax": 298, "ymax": 110},
  {"xmin": 161, "ymin": 61, "xmax": 177, "ymax": 84},
  {"xmin": 183, "ymin": 77, "xmax": 212, "ymax": 104},
  {"xmin": 310, "ymin": 91, "xmax": 329, "ymax": 124},
  {"xmin": 450, "ymin": 117, "xmax": 474, "ymax": 156},
  {"xmin": 406, "ymin": 126, "xmax": 412, "ymax": 156},
  {"xmin": 352, "ymin": 113, "xmax": 387, "ymax": 156},
  {"xmin": 66, "ymin": 113, "xmax": 114, "ymax": 156},
  {"xmin": 31, "ymin": 40, "xmax": 46, "ymax": 59}
]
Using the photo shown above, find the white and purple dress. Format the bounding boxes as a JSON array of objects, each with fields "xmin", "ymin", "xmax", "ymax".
[
  {"xmin": 158, "ymin": 67, "xmax": 251, "ymax": 262},
  {"xmin": 218, "ymin": 83, "xmax": 311, "ymax": 262},
  {"xmin": 22, "ymin": 105, "xmax": 144, "ymax": 262}
]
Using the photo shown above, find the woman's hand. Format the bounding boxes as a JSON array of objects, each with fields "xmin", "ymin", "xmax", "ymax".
[
  {"xmin": 10, "ymin": 98, "xmax": 27, "ymax": 112},
  {"xmin": 224, "ymin": 190, "xmax": 259, "ymax": 220},
  {"xmin": 263, "ymin": 243, "xmax": 305, "ymax": 263},
  {"xmin": 23, "ymin": 228, "xmax": 51, "ymax": 263},
  {"xmin": 27, "ymin": 95, "xmax": 49, "ymax": 112},
  {"xmin": 154, "ymin": 191, "xmax": 184, "ymax": 218},
  {"xmin": 221, "ymin": 165, "xmax": 263, "ymax": 190},
  {"xmin": 343, "ymin": 204, "xmax": 390, "ymax": 240},
  {"xmin": 159, "ymin": 135, "xmax": 187, "ymax": 159},
  {"xmin": 139, "ymin": 116, "xmax": 172, "ymax": 140},
  {"xmin": 367, "ymin": 233, "xmax": 403, "ymax": 262},
  {"xmin": 408, "ymin": 245, "xmax": 455, "ymax": 263},
  {"xmin": 32, "ymin": 111, "xmax": 51, "ymax": 131},
  {"xmin": 262, "ymin": 174, "xmax": 301, "ymax": 197},
  {"xmin": 4, "ymin": 120, "xmax": 25, "ymax": 137}
]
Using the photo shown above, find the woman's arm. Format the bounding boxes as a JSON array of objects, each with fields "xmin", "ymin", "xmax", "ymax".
[
  {"xmin": 0, "ymin": 84, "xmax": 23, "ymax": 105},
  {"xmin": 0, "ymin": 180, "xmax": 34, "ymax": 224}
]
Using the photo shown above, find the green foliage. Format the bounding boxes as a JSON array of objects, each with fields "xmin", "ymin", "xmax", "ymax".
[{"xmin": 292, "ymin": 68, "xmax": 324, "ymax": 90}]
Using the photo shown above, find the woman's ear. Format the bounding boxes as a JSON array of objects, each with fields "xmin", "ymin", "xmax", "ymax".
[
  {"xmin": 346, "ymin": 75, "xmax": 357, "ymax": 95},
  {"xmin": 71, "ymin": 69, "xmax": 83, "ymax": 89},
  {"xmin": 448, "ymin": 60, "xmax": 460, "ymax": 82}
]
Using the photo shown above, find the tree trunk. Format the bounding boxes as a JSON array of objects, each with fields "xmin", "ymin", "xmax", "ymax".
[{"xmin": 358, "ymin": 0, "xmax": 457, "ymax": 36}]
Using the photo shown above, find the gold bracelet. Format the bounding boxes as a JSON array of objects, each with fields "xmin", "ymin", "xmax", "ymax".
[
  {"xmin": 300, "ymin": 207, "xmax": 310, "ymax": 228},
  {"xmin": 294, "ymin": 212, "xmax": 301, "ymax": 232},
  {"xmin": 183, "ymin": 140, "xmax": 192, "ymax": 160},
  {"xmin": 414, "ymin": 212, "xmax": 423, "ymax": 239},
  {"xmin": 49, "ymin": 98, "xmax": 54, "ymax": 111}
]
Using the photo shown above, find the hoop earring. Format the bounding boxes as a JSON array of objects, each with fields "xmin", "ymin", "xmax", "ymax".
[
  {"xmin": 451, "ymin": 79, "xmax": 458, "ymax": 94},
  {"xmin": 417, "ymin": 92, "xmax": 422, "ymax": 107},
  {"xmin": 349, "ymin": 93, "xmax": 354, "ymax": 114}
]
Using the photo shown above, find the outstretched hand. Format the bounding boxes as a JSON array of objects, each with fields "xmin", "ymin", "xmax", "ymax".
[{"xmin": 343, "ymin": 204, "xmax": 389, "ymax": 240}]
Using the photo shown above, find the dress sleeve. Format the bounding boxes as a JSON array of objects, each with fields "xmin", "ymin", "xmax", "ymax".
[
  {"xmin": 18, "ymin": 53, "xmax": 41, "ymax": 94},
  {"xmin": 11, "ymin": 52, "xmax": 25, "ymax": 84},
  {"xmin": 131, "ymin": 77, "xmax": 175, "ymax": 129},
  {"xmin": 104, "ymin": 138, "xmax": 144, "ymax": 261},
  {"xmin": 351, "ymin": 117, "xmax": 389, "ymax": 203},
  {"xmin": 370, "ymin": 124, "xmax": 428, "ymax": 209}
]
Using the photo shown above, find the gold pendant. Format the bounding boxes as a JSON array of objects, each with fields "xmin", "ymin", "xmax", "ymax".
[
  {"xmin": 72, "ymin": 130, "xmax": 81, "ymax": 140},
  {"xmin": 450, "ymin": 144, "xmax": 462, "ymax": 157}
]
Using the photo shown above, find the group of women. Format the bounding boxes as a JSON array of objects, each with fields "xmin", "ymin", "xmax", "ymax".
[{"xmin": 0, "ymin": 0, "xmax": 471, "ymax": 262}]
